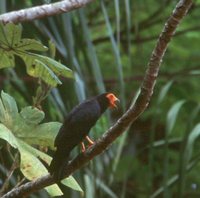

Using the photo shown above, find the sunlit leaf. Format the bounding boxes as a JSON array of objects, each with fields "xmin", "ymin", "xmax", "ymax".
[
  {"xmin": 0, "ymin": 91, "xmax": 58, "ymax": 147},
  {"xmin": 0, "ymin": 124, "xmax": 18, "ymax": 148},
  {"xmin": 21, "ymin": 122, "xmax": 61, "ymax": 149},
  {"xmin": 0, "ymin": 124, "xmax": 62, "ymax": 197},
  {"xmin": 18, "ymin": 139, "xmax": 51, "ymax": 165},
  {"xmin": 21, "ymin": 54, "xmax": 61, "ymax": 87},
  {"xmin": 0, "ymin": 22, "xmax": 73, "ymax": 86},
  {"xmin": 15, "ymin": 39, "xmax": 48, "ymax": 52},
  {"xmin": 0, "ymin": 91, "xmax": 18, "ymax": 128},
  {"xmin": 62, "ymin": 176, "xmax": 83, "ymax": 192},
  {"xmin": 20, "ymin": 106, "xmax": 44, "ymax": 125},
  {"xmin": 35, "ymin": 54, "xmax": 74, "ymax": 79},
  {"xmin": 0, "ymin": 126, "xmax": 80, "ymax": 197},
  {"xmin": 20, "ymin": 148, "xmax": 63, "ymax": 197}
]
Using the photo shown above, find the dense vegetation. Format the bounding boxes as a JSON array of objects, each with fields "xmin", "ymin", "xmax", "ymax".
[{"xmin": 0, "ymin": 0, "xmax": 200, "ymax": 197}]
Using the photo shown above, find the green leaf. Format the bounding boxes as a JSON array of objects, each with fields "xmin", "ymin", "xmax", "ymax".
[
  {"xmin": 5, "ymin": 23, "xmax": 22, "ymax": 46},
  {"xmin": 18, "ymin": 139, "xmax": 51, "ymax": 165},
  {"xmin": 45, "ymin": 184, "xmax": 63, "ymax": 197},
  {"xmin": 20, "ymin": 139, "xmax": 83, "ymax": 194},
  {"xmin": 1, "ymin": 91, "xmax": 18, "ymax": 115},
  {"xmin": 19, "ymin": 141, "xmax": 81, "ymax": 197},
  {"xmin": 0, "ymin": 22, "xmax": 73, "ymax": 86},
  {"xmin": 0, "ymin": 91, "xmax": 82, "ymax": 195},
  {"xmin": 0, "ymin": 124, "xmax": 19, "ymax": 148},
  {"xmin": 0, "ymin": 49, "xmax": 15, "ymax": 68},
  {"xmin": 0, "ymin": 124, "xmax": 63, "ymax": 197},
  {"xmin": 20, "ymin": 148, "xmax": 47, "ymax": 180},
  {"xmin": 0, "ymin": 22, "xmax": 22, "ymax": 47},
  {"xmin": 21, "ymin": 122, "xmax": 61, "ymax": 149},
  {"xmin": 157, "ymin": 81, "xmax": 173, "ymax": 104},
  {"xmin": 0, "ymin": 22, "xmax": 46, "ymax": 53},
  {"xmin": 0, "ymin": 92, "xmax": 57, "ymax": 148},
  {"xmin": 48, "ymin": 40, "xmax": 56, "ymax": 58},
  {"xmin": 20, "ymin": 106, "xmax": 44, "ymax": 125},
  {"xmin": 166, "ymin": 100, "xmax": 185, "ymax": 135},
  {"xmin": 185, "ymin": 123, "xmax": 200, "ymax": 163},
  {"xmin": 0, "ymin": 22, "xmax": 8, "ymax": 46},
  {"xmin": 21, "ymin": 54, "xmax": 61, "ymax": 87},
  {"xmin": 0, "ymin": 91, "xmax": 18, "ymax": 128},
  {"xmin": 19, "ymin": 148, "xmax": 63, "ymax": 197},
  {"xmin": 62, "ymin": 176, "xmax": 83, "ymax": 192},
  {"xmin": 15, "ymin": 39, "xmax": 48, "ymax": 52},
  {"xmin": 35, "ymin": 54, "xmax": 74, "ymax": 79}
]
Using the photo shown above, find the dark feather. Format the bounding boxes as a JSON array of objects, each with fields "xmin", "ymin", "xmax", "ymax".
[{"xmin": 49, "ymin": 93, "xmax": 110, "ymax": 179}]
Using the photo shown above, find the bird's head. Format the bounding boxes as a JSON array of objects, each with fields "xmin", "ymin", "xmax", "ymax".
[{"xmin": 106, "ymin": 93, "xmax": 120, "ymax": 108}]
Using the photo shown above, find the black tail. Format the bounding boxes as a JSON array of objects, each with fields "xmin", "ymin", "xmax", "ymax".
[{"xmin": 49, "ymin": 148, "xmax": 70, "ymax": 181}]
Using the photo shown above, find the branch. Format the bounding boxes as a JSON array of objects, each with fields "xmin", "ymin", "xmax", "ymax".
[
  {"xmin": 0, "ymin": 153, "xmax": 19, "ymax": 197},
  {"xmin": 2, "ymin": 0, "xmax": 193, "ymax": 197},
  {"xmin": 0, "ymin": 0, "xmax": 96, "ymax": 23}
]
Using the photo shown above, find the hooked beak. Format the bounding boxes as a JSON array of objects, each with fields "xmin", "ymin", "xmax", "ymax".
[
  {"xmin": 106, "ymin": 93, "xmax": 120, "ymax": 109},
  {"xmin": 110, "ymin": 98, "xmax": 120, "ymax": 109}
]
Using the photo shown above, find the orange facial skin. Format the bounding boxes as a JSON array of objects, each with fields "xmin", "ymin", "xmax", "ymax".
[{"xmin": 106, "ymin": 93, "xmax": 120, "ymax": 108}]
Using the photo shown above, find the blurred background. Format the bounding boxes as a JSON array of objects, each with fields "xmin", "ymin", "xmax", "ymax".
[{"xmin": 0, "ymin": 0, "xmax": 200, "ymax": 197}]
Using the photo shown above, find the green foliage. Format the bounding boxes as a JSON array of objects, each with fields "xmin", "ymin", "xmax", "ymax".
[
  {"xmin": 166, "ymin": 100, "xmax": 185, "ymax": 135},
  {"xmin": 0, "ymin": 22, "xmax": 73, "ymax": 87},
  {"xmin": 0, "ymin": 91, "xmax": 82, "ymax": 196},
  {"xmin": 1, "ymin": 0, "xmax": 200, "ymax": 197}
]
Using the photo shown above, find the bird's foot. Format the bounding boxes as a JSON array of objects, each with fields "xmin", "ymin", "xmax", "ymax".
[
  {"xmin": 86, "ymin": 136, "xmax": 95, "ymax": 146},
  {"xmin": 81, "ymin": 142, "xmax": 86, "ymax": 152}
]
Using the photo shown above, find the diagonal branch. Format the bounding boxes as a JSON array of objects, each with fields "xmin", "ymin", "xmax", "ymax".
[
  {"xmin": 0, "ymin": 0, "xmax": 96, "ymax": 23},
  {"xmin": 2, "ymin": 0, "xmax": 193, "ymax": 197}
]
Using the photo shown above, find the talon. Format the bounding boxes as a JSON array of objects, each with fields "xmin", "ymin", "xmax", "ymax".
[
  {"xmin": 86, "ymin": 136, "xmax": 95, "ymax": 146},
  {"xmin": 81, "ymin": 142, "xmax": 86, "ymax": 152}
]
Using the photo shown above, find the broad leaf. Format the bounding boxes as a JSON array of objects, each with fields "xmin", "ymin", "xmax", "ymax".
[
  {"xmin": 21, "ymin": 122, "xmax": 61, "ymax": 149},
  {"xmin": 0, "ymin": 49, "xmax": 15, "ymax": 68},
  {"xmin": 18, "ymin": 139, "xmax": 51, "ymax": 165},
  {"xmin": 0, "ymin": 91, "xmax": 59, "ymax": 148},
  {"xmin": 0, "ymin": 91, "xmax": 83, "ymax": 195},
  {"xmin": 15, "ymin": 39, "xmax": 48, "ymax": 52},
  {"xmin": 36, "ymin": 54, "xmax": 74, "ymax": 79},
  {"xmin": 20, "ymin": 148, "xmax": 63, "ymax": 197},
  {"xmin": 0, "ymin": 22, "xmax": 73, "ymax": 86},
  {"xmin": 0, "ymin": 124, "xmax": 18, "ymax": 148},
  {"xmin": 20, "ymin": 106, "xmax": 45, "ymax": 125},
  {"xmin": 4, "ymin": 23, "xmax": 22, "ymax": 45},
  {"xmin": 62, "ymin": 176, "xmax": 83, "ymax": 192},
  {"xmin": 0, "ymin": 124, "xmax": 62, "ymax": 196},
  {"xmin": 0, "ymin": 91, "xmax": 18, "ymax": 128},
  {"xmin": 0, "ymin": 22, "xmax": 22, "ymax": 47},
  {"xmin": 21, "ymin": 54, "xmax": 61, "ymax": 87}
]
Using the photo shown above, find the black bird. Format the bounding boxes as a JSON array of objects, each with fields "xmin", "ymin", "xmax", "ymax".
[{"xmin": 49, "ymin": 92, "xmax": 119, "ymax": 180}]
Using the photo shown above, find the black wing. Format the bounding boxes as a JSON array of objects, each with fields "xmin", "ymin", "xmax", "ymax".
[{"xmin": 54, "ymin": 99, "xmax": 101, "ymax": 149}]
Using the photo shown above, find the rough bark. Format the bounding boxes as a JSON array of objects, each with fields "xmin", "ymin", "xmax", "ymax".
[{"xmin": 0, "ymin": 0, "xmax": 96, "ymax": 23}]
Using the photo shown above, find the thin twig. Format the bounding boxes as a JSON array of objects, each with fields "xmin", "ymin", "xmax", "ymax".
[
  {"xmin": 0, "ymin": 153, "xmax": 19, "ymax": 196},
  {"xmin": 1, "ymin": 0, "xmax": 193, "ymax": 197},
  {"xmin": 13, "ymin": 178, "xmax": 26, "ymax": 189}
]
